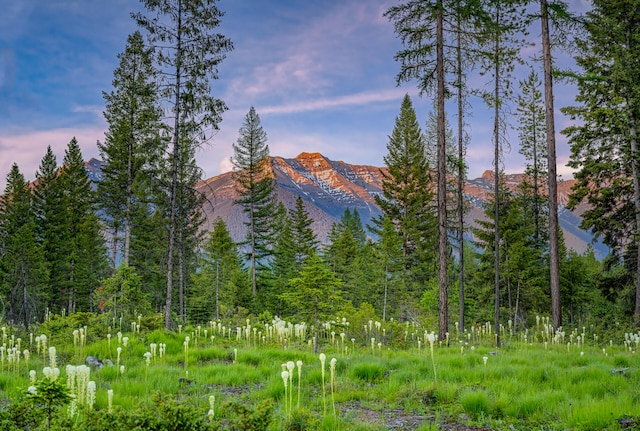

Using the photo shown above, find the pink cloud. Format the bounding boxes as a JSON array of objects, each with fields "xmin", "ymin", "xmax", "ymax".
[{"xmin": 0, "ymin": 127, "xmax": 105, "ymax": 189}]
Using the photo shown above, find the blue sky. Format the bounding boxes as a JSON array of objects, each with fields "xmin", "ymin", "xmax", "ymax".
[{"xmin": 0, "ymin": 0, "xmax": 589, "ymax": 190}]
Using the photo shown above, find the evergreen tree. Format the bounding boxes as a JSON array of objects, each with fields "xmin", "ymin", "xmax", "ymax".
[
  {"xmin": 372, "ymin": 215, "xmax": 404, "ymax": 320},
  {"xmin": 324, "ymin": 209, "xmax": 368, "ymax": 305},
  {"xmin": 289, "ymin": 196, "xmax": 319, "ymax": 269},
  {"xmin": 516, "ymin": 69, "xmax": 548, "ymax": 246},
  {"xmin": 0, "ymin": 164, "xmax": 47, "ymax": 328},
  {"xmin": 232, "ymin": 107, "xmax": 277, "ymax": 299},
  {"xmin": 281, "ymin": 253, "xmax": 346, "ymax": 326},
  {"xmin": 134, "ymin": 0, "xmax": 233, "ymax": 329},
  {"xmin": 32, "ymin": 146, "xmax": 64, "ymax": 311},
  {"xmin": 191, "ymin": 218, "xmax": 248, "ymax": 321},
  {"xmin": 471, "ymin": 182, "xmax": 548, "ymax": 327},
  {"xmin": 371, "ymin": 95, "xmax": 437, "ymax": 313},
  {"xmin": 385, "ymin": 0, "xmax": 485, "ymax": 339},
  {"xmin": 562, "ymin": 0, "xmax": 640, "ymax": 324},
  {"xmin": 98, "ymin": 30, "xmax": 163, "ymax": 268},
  {"xmin": 56, "ymin": 138, "xmax": 108, "ymax": 313},
  {"xmin": 478, "ymin": 0, "xmax": 528, "ymax": 346}
]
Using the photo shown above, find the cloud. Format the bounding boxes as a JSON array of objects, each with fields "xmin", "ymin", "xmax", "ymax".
[
  {"xmin": 0, "ymin": 127, "xmax": 105, "ymax": 190},
  {"xmin": 258, "ymin": 88, "xmax": 413, "ymax": 116}
]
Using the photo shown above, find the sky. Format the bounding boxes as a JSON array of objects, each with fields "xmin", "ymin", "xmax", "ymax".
[{"xmin": 0, "ymin": 0, "xmax": 591, "ymax": 191}]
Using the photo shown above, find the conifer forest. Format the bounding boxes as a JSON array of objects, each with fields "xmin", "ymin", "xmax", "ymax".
[{"xmin": 1, "ymin": 1, "xmax": 640, "ymax": 429}]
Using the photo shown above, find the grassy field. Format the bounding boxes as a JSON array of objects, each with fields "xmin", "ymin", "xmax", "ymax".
[{"xmin": 1, "ymin": 315, "xmax": 639, "ymax": 430}]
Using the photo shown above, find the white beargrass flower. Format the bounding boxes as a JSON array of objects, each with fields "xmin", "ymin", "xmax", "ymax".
[
  {"xmin": 208, "ymin": 395, "xmax": 215, "ymax": 419},
  {"xmin": 319, "ymin": 353, "xmax": 327, "ymax": 414},
  {"xmin": 120, "ymin": 365, "xmax": 125, "ymax": 375},
  {"xmin": 29, "ymin": 369, "xmax": 36, "ymax": 383},
  {"xmin": 87, "ymin": 381, "xmax": 96, "ymax": 410},
  {"xmin": 144, "ymin": 351, "xmax": 152, "ymax": 366},
  {"xmin": 296, "ymin": 360, "xmax": 303, "ymax": 408},
  {"xmin": 108, "ymin": 389, "xmax": 114, "ymax": 413},
  {"xmin": 49, "ymin": 346, "xmax": 57, "ymax": 371}
]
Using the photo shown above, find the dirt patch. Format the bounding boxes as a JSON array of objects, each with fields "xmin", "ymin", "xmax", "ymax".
[{"xmin": 339, "ymin": 401, "xmax": 494, "ymax": 431}]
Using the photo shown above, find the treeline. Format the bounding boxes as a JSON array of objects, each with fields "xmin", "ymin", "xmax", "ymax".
[{"xmin": 1, "ymin": 0, "xmax": 640, "ymax": 335}]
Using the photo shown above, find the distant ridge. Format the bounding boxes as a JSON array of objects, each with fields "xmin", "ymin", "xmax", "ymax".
[{"xmin": 84, "ymin": 153, "xmax": 608, "ymax": 258}]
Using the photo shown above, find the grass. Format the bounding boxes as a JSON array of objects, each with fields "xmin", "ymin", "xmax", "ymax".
[{"xmin": 1, "ymin": 317, "xmax": 640, "ymax": 430}]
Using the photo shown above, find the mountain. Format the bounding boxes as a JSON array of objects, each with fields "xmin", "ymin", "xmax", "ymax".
[{"xmin": 85, "ymin": 152, "xmax": 608, "ymax": 259}]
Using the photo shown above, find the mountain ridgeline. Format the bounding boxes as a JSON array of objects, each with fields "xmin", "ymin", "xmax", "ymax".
[{"xmin": 85, "ymin": 152, "xmax": 607, "ymax": 259}]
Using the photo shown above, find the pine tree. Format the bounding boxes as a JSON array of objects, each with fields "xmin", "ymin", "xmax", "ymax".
[
  {"xmin": 371, "ymin": 95, "xmax": 437, "ymax": 312},
  {"xmin": 280, "ymin": 253, "xmax": 346, "ymax": 326},
  {"xmin": 478, "ymin": 0, "xmax": 528, "ymax": 346},
  {"xmin": 0, "ymin": 164, "xmax": 48, "ymax": 328},
  {"xmin": 324, "ymin": 209, "xmax": 369, "ymax": 305},
  {"xmin": 192, "ymin": 218, "xmax": 248, "ymax": 321},
  {"xmin": 232, "ymin": 107, "xmax": 277, "ymax": 299},
  {"xmin": 98, "ymin": 30, "xmax": 163, "ymax": 268},
  {"xmin": 57, "ymin": 138, "xmax": 108, "ymax": 312},
  {"xmin": 516, "ymin": 70, "xmax": 548, "ymax": 247},
  {"xmin": 134, "ymin": 0, "xmax": 233, "ymax": 329},
  {"xmin": 562, "ymin": 0, "xmax": 640, "ymax": 324},
  {"xmin": 33, "ymin": 146, "xmax": 64, "ymax": 311},
  {"xmin": 289, "ymin": 196, "xmax": 319, "ymax": 269}
]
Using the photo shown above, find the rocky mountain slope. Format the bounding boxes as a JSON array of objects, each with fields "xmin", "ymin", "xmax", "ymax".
[
  {"xmin": 194, "ymin": 152, "xmax": 607, "ymax": 259},
  {"xmin": 85, "ymin": 152, "xmax": 607, "ymax": 259}
]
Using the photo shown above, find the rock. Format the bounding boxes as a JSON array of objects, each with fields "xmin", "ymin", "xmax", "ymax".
[{"xmin": 85, "ymin": 356, "xmax": 104, "ymax": 370}]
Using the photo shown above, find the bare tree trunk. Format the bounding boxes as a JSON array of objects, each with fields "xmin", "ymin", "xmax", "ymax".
[
  {"xmin": 493, "ymin": 2, "xmax": 501, "ymax": 349},
  {"xmin": 629, "ymin": 118, "xmax": 640, "ymax": 325},
  {"xmin": 436, "ymin": 0, "xmax": 449, "ymax": 342},
  {"xmin": 179, "ymin": 228, "xmax": 185, "ymax": 324},
  {"xmin": 250, "ymin": 201, "xmax": 257, "ymax": 297},
  {"xmin": 215, "ymin": 259, "xmax": 220, "ymax": 320},
  {"xmin": 124, "ymin": 132, "xmax": 133, "ymax": 266},
  {"xmin": 456, "ymin": 5, "xmax": 465, "ymax": 333},
  {"xmin": 111, "ymin": 225, "xmax": 118, "ymax": 270},
  {"xmin": 165, "ymin": 0, "xmax": 183, "ymax": 330},
  {"xmin": 541, "ymin": 0, "xmax": 562, "ymax": 330}
]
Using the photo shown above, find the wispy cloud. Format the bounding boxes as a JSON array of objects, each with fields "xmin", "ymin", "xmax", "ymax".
[{"xmin": 258, "ymin": 88, "xmax": 412, "ymax": 115}]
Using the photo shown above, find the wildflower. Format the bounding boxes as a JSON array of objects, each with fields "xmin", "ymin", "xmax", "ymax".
[
  {"xmin": 87, "ymin": 381, "xmax": 96, "ymax": 410},
  {"xmin": 108, "ymin": 389, "xmax": 114, "ymax": 413}
]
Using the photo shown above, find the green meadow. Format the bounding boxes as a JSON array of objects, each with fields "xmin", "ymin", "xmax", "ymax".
[{"xmin": 1, "ymin": 313, "xmax": 639, "ymax": 430}]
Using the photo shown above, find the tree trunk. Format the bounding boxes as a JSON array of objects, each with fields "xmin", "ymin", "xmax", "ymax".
[
  {"xmin": 541, "ymin": 0, "xmax": 562, "ymax": 330},
  {"xmin": 493, "ymin": 2, "xmax": 501, "ymax": 348},
  {"xmin": 629, "ymin": 117, "xmax": 640, "ymax": 325},
  {"xmin": 456, "ymin": 5, "xmax": 465, "ymax": 333},
  {"xmin": 436, "ymin": 0, "xmax": 449, "ymax": 342},
  {"xmin": 165, "ymin": 0, "xmax": 183, "ymax": 330}
]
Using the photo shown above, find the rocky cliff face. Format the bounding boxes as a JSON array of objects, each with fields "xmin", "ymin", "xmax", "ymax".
[
  {"xmin": 196, "ymin": 153, "xmax": 607, "ymax": 257},
  {"xmin": 86, "ymin": 153, "xmax": 607, "ymax": 258}
]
